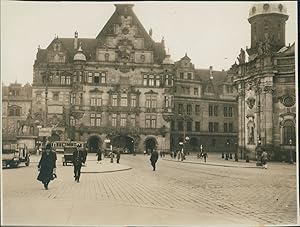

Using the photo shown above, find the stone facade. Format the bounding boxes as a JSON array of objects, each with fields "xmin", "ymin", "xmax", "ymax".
[
  {"xmin": 2, "ymin": 82, "xmax": 33, "ymax": 143},
  {"xmin": 230, "ymin": 3, "xmax": 296, "ymax": 161}
]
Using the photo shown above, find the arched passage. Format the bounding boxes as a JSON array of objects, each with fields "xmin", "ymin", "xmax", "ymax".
[
  {"xmin": 87, "ymin": 135, "xmax": 102, "ymax": 153},
  {"xmin": 50, "ymin": 133, "xmax": 60, "ymax": 142},
  {"xmin": 144, "ymin": 137, "xmax": 157, "ymax": 153},
  {"xmin": 190, "ymin": 137, "xmax": 198, "ymax": 151},
  {"xmin": 112, "ymin": 135, "xmax": 134, "ymax": 153}
]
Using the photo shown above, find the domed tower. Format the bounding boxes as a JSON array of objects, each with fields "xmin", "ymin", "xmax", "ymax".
[{"xmin": 247, "ymin": 3, "xmax": 289, "ymax": 58}]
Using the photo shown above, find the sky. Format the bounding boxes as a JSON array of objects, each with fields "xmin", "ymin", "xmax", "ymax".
[{"xmin": 1, "ymin": 1, "xmax": 297, "ymax": 85}]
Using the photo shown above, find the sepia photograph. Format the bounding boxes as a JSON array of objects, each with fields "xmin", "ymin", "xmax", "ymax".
[{"xmin": 1, "ymin": 1, "xmax": 298, "ymax": 226}]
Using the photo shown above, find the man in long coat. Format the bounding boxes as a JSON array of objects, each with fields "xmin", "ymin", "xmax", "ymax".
[
  {"xmin": 37, "ymin": 143, "xmax": 56, "ymax": 190},
  {"xmin": 150, "ymin": 149, "xmax": 159, "ymax": 171},
  {"xmin": 73, "ymin": 144, "xmax": 85, "ymax": 182}
]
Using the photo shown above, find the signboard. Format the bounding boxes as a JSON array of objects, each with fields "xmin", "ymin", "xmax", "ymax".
[
  {"xmin": 39, "ymin": 128, "xmax": 52, "ymax": 137},
  {"xmin": 104, "ymin": 139, "xmax": 111, "ymax": 143}
]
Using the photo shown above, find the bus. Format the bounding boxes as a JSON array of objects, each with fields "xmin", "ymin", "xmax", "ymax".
[{"xmin": 51, "ymin": 141, "xmax": 86, "ymax": 153}]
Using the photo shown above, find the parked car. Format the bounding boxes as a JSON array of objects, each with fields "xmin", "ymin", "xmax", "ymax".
[
  {"xmin": 2, "ymin": 143, "xmax": 30, "ymax": 168},
  {"xmin": 62, "ymin": 146, "xmax": 77, "ymax": 166}
]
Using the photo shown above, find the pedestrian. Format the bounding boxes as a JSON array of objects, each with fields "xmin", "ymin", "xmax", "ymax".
[
  {"xmin": 261, "ymin": 150, "xmax": 268, "ymax": 169},
  {"xmin": 150, "ymin": 148, "xmax": 159, "ymax": 171},
  {"xmin": 109, "ymin": 151, "xmax": 114, "ymax": 163},
  {"xmin": 37, "ymin": 143, "xmax": 56, "ymax": 190},
  {"xmin": 202, "ymin": 151, "xmax": 208, "ymax": 163},
  {"xmin": 116, "ymin": 148, "xmax": 121, "ymax": 164},
  {"xmin": 96, "ymin": 147, "xmax": 102, "ymax": 164},
  {"xmin": 73, "ymin": 144, "xmax": 84, "ymax": 182},
  {"xmin": 82, "ymin": 144, "xmax": 88, "ymax": 166},
  {"xmin": 160, "ymin": 151, "xmax": 163, "ymax": 158}
]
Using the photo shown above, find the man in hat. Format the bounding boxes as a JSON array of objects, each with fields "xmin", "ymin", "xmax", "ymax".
[{"xmin": 73, "ymin": 144, "xmax": 85, "ymax": 182}]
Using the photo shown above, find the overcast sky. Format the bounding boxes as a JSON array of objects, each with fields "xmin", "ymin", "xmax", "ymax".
[{"xmin": 1, "ymin": 1, "xmax": 297, "ymax": 85}]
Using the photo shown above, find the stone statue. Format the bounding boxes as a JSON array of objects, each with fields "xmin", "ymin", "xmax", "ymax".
[
  {"xmin": 263, "ymin": 37, "xmax": 271, "ymax": 55},
  {"xmin": 237, "ymin": 48, "xmax": 246, "ymax": 64},
  {"xmin": 257, "ymin": 42, "xmax": 263, "ymax": 56},
  {"xmin": 248, "ymin": 125, "xmax": 254, "ymax": 144}
]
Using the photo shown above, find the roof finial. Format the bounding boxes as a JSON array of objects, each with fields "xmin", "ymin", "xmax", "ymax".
[
  {"xmin": 161, "ymin": 36, "xmax": 165, "ymax": 47},
  {"xmin": 209, "ymin": 66, "xmax": 213, "ymax": 80},
  {"xmin": 149, "ymin": 28, "xmax": 153, "ymax": 37}
]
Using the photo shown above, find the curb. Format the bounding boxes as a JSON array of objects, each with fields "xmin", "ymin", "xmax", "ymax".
[
  {"xmin": 82, "ymin": 167, "xmax": 132, "ymax": 174},
  {"xmin": 162, "ymin": 158, "xmax": 261, "ymax": 169}
]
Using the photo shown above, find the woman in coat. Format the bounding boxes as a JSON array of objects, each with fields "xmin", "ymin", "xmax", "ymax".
[
  {"xmin": 150, "ymin": 149, "xmax": 159, "ymax": 171},
  {"xmin": 37, "ymin": 143, "xmax": 56, "ymax": 190}
]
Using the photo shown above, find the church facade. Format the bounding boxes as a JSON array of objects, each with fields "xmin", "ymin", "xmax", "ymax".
[{"xmin": 230, "ymin": 3, "xmax": 296, "ymax": 161}]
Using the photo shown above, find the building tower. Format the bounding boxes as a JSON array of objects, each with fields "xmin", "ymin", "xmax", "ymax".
[{"xmin": 247, "ymin": 3, "xmax": 289, "ymax": 60}]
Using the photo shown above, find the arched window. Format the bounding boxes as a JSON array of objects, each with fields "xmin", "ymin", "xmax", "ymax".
[{"xmin": 283, "ymin": 120, "xmax": 295, "ymax": 145}]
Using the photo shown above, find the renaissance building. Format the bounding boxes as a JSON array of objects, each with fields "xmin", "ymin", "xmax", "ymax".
[
  {"xmin": 230, "ymin": 3, "xmax": 296, "ymax": 161},
  {"xmin": 30, "ymin": 3, "xmax": 239, "ymax": 153}
]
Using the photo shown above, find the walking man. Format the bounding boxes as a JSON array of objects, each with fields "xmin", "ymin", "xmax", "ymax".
[
  {"xmin": 116, "ymin": 148, "xmax": 121, "ymax": 164},
  {"xmin": 150, "ymin": 148, "xmax": 159, "ymax": 171},
  {"xmin": 73, "ymin": 144, "xmax": 84, "ymax": 182},
  {"xmin": 261, "ymin": 150, "xmax": 268, "ymax": 169},
  {"xmin": 202, "ymin": 151, "xmax": 208, "ymax": 163},
  {"xmin": 96, "ymin": 147, "xmax": 102, "ymax": 164},
  {"xmin": 37, "ymin": 143, "xmax": 56, "ymax": 190}
]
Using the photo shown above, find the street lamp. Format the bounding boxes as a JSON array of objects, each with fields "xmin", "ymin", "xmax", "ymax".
[
  {"xmin": 41, "ymin": 65, "xmax": 53, "ymax": 127},
  {"xmin": 289, "ymin": 139, "xmax": 293, "ymax": 164},
  {"xmin": 256, "ymin": 137, "xmax": 262, "ymax": 166}
]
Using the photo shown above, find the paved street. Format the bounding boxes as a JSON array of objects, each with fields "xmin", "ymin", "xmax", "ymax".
[{"xmin": 2, "ymin": 153, "xmax": 298, "ymax": 226}]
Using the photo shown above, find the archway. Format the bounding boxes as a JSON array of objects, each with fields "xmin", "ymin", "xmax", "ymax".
[
  {"xmin": 144, "ymin": 137, "xmax": 157, "ymax": 154},
  {"xmin": 87, "ymin": 135, "xmax": 102, "ymax": 153},
  {"xmin": 50, "ymin": 133, "xmax": 60, "ymax": 142},
  {"xmin": 190, "ymin": 137, "xmax": 198, "ymax": 151},
  {"xmin": 112, "ymin": 135, "xmax": 134, "ymax": 153}
]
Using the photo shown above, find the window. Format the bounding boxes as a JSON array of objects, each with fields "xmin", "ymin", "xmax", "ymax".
[
  {"xmin": 187, "ymin": 105, "xmax": 192, "ymax": 115},
  {"xmin": 180, "ymin": 72, "xmax": 184, "ymax": 79},
  {"xmin": 105, "ymin": 53, "xmax": 109, "ymax": 61},
  {"xmin": 53, "ymin": 93, "xmax": 59, "ymax": 101},
  {"xmin": 187, "ymin": 73, "xmax": 192, "ymax": 80},
  {"xmin": 70, "ymin": 116, "xmax": 76, "ymax": 126},
  {"xmin": 145, "ymin": 95, "xmax": 157, "ymax": 108},
  {"xmin": 71, "ymin": 93, "xmax": 76, "ymax": 105},
  {"xmin": 214, "ymin": 106, "xmax": 218, "ymax": 116},
  {"xmin": 120, "ymin": 114, "xmax": 127, "ymax": 127},
  {"xmin": 224, "ymin": 107, "xmax": 228, "ymax": 117},
  {"xmin": 224, "ymin": 123, "xmax": 228, "ymax": 132},
  {"xmin": 130, "ymin": 115, "xmax": 136, "ymax": 127},
  {"xmin": 90, "ymin": 114, "xmax": 96, "ymax": 126},
  {"xmin": 95, "ymin": 114, "xmax": 101, "ymax": 126},
  {"xmin": 112, "ymin": 94, "xmax": 118, "ymax": 106},
  {"xmin": 140, "ymin": 54, "xmax": 145, "ymax": 62},
  {"xmin": 226, "ymin": 85, "xmax": 233, "ymax": 93},
  {"xmin": 283, "ymin": 120, "xmax": 295, "ymax": 145},
  {"xmin": 149, "ymin": 75, "xmax": 154, "ymax": 86},
  {"xmin": 112, "ymin": 114, "xmax": 117, "ymax": 127},
  {"xmin": 155, "ymin": 75, "xmax": 160, "ymax": 87},
  {"xmin": 164, "ymin": 96, "xmax": 170, "ymax": 108},
  {"xmin": 213, "ymin": 122, "xmax": 219, "ymax": 132},
  {"xmin": 194, "ymin": 88, "xmax": 199, "ymax": 95},
  {"xmin": 131, "ymin": 94, "xmax": 136, "ymax": 107},
  {"xmin": 121, "ymin": 94, "xmax": 128, "ymax": 107},
  {"xmin": 209, "ymin": 105, "xmax": 213, "ymax": 116},
  {"xmin": 209, "ymin": 122, "xmax": 213, "ymax": 132},
  {"xmin": 178, "ymin": 104, "xmax": 183, "ymax": 114},
  {"xmin": 88, "ymin": 73, "xmax": 93, "ymax": 83},
  {"xmin": 96, "ymin": 98, "xmax": 102, "ymax": 106},
  {"xmin": 100, "ymin": 73, "xmax": 106, "ymax": 83},
  {"xmin": 165, "ymin": 75, "xmax": 172, "ymax": 86},
  {"xmin": 94, "ymin": 73, "xmax": 100, "ymax": 84},
  {"xmin": 36, "ymin": 94, "xmax": 42, "ymax": 102},
  {"xmin": 229, "ymin": 123, "xmax": 233, "ymax": 132},
  {"xmin": 66, "ymin": 76, "xmax": 71, "ymax": 85},
  {"xmin": 143, "ymin": 75, "xmax": 148, "ymax": 86},
  {"xmin": 178, "ymin": 121, "xmax": 183, "ymax": 131},
  {"xmin": 91, "ymin": 97, "xmax": 96, "ymax": 106},
  {"xmin": 145, "ymin": 115, "xmax": 157, "ymax": 128},
  {"xmin": 195, "ymin": 105, "xmax": 200, "ymax": 115},
  {"xmin": 61, "ymin": 76, "xmax": 66, "ymax": 85},
  {"xmin": 79, "ymin": 93, "xmax": 83, "ymax": 105},
  {"xmin": 187, "ymin": 121, "xmax": 192, "ymax": 132},
  {"xmin": 145, "ymin": 115, "xmax": 151, "ymax": 128},
  {"xmin": 195, "ymin": 121, "xmax": 200, "ymax": 132},
  {"xmin": 228, "ymin": 107, "xmax": 233, "ymax": 117},
  {"xmin": 207, "ymin": 86, "xmax": 212, "ymax": 93}
]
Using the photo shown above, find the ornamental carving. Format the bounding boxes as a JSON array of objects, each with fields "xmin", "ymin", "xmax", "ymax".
[
  {"xmin": 279, "ymin": 94, "xmax": 296, "ymax": 107},
  {"xmin": 263, "ymin": 86, "xmax": 275, "ymax": 93},
  {"xmin": 237, "ymin": 89, "xmax": 245, "ymax": 97},
  {"xmin": 246, "ymin": 96, "xmax": 255, "ymax": 109},
  {"xmin": 72, "ymin": 111, "xmax": 84, "ymax": 120}
]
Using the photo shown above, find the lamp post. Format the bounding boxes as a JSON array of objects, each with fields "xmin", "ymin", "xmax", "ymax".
[
  {"xmin": 41, "ymin": 65, "xmax": 53, "ymax": 127},
  {"xmin": 256, "ymin": 137, "xmax": 262, "ymax": 166},
  {"xmin": 289, "ymin": 139, "xmax": 293, "ymax": 164}
]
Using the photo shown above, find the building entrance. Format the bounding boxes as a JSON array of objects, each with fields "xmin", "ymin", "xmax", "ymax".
[
  {"xmin": 112, "ymin": 135, "xmax": 134, "ymax": 153},
  {"xmin": 87, "ymin": 135, "xmax": 102, "ymax": 153},
  {"xmin": 145, "ymin": 137, "xmax": 157, "ymax": 154}
]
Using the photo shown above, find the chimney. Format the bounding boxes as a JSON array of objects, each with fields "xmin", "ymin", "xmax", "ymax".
[{"xmin": 74, "ymin": 31, "xmax": 78, "ymax": 50}]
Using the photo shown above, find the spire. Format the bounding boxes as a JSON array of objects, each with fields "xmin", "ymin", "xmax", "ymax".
[{"xmin": 74, "ymin": 31, "xmax": 78, "ymax": 50}]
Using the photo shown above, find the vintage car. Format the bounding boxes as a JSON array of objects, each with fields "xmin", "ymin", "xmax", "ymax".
[
  {"xmin": 2, "ymin": 143, "xmax": 30, "ymax": 168},
  {"xmin": 62, "ymin": 146, "xmax": 76, "ymax": 166}
]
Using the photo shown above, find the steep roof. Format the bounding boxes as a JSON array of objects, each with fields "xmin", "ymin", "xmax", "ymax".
[{"xmin": 194, "ymin": 69, "xmax": 228, "ymax": 85}]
